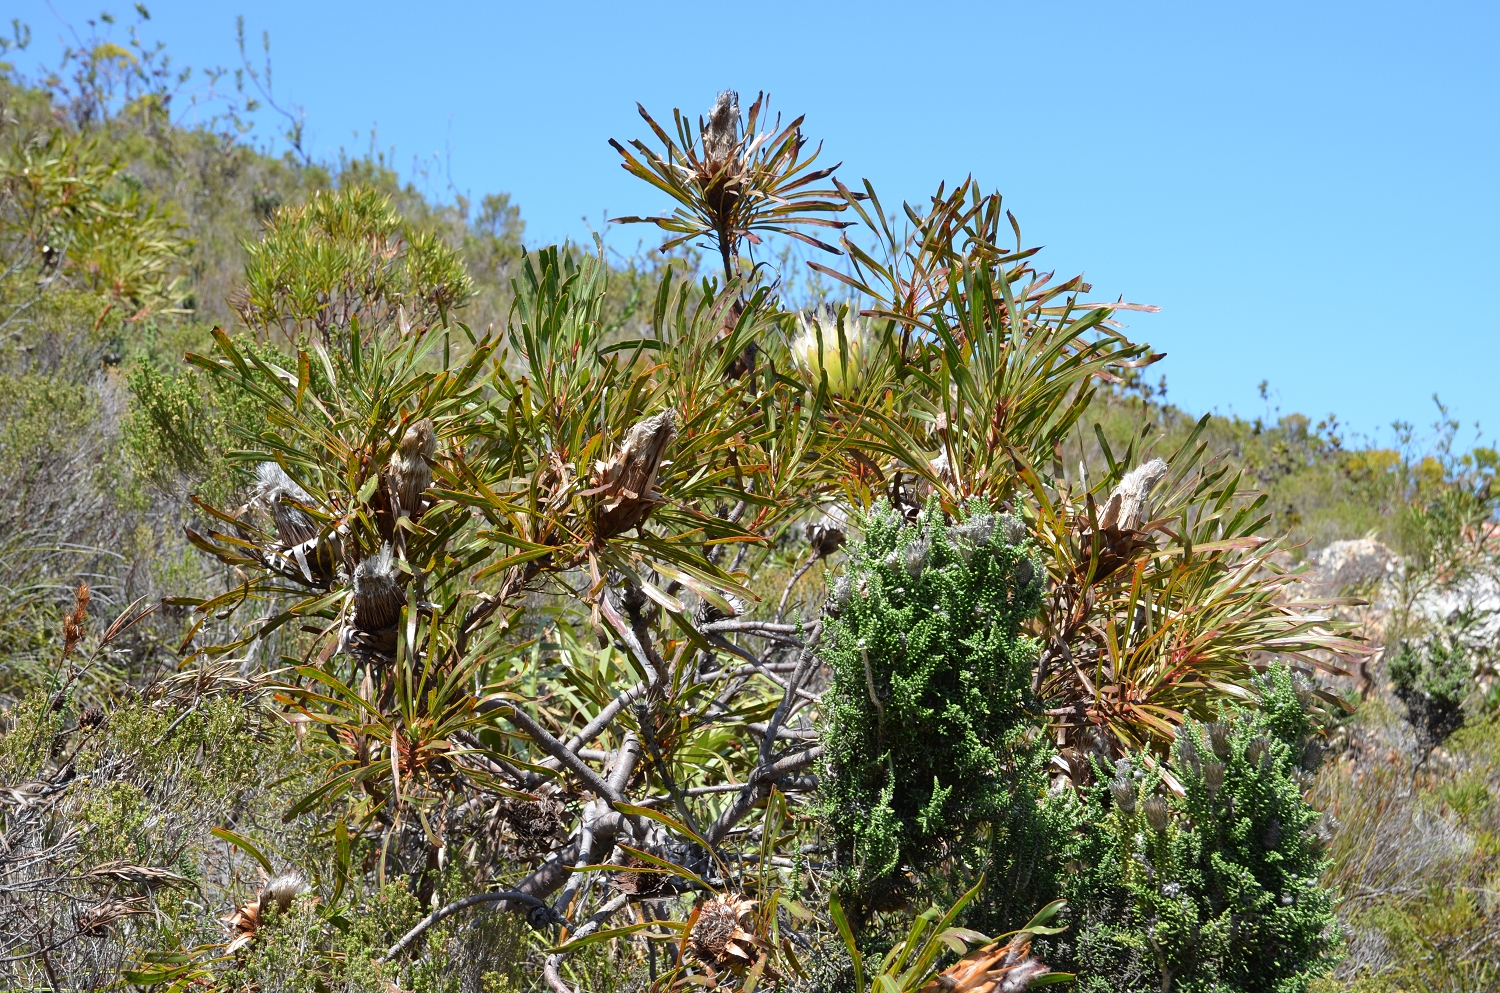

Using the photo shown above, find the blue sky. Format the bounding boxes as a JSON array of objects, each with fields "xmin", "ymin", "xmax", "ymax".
[{"xmin": 11, "ymin": 1, "xmax": 1499, "ymax": 447}]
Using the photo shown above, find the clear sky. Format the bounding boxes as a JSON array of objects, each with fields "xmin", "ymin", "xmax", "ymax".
[{"xmin": 11, "ymin": 1, "xmax": 1499, "ymax": 447}]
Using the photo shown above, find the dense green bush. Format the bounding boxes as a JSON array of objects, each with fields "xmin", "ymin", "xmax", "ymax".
[
  {"xmin": 1062, "ymin": 666, "xmax": 1341, "ymax": 993},
  {"xmin": 1389, "ymin": 630, "xmax": 1473, "ymax": 761},
  {"xmin": 818, "ymin": 500, "xmax": 1064, "ymax": 924}
]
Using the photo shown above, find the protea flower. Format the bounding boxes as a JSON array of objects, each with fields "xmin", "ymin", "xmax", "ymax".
[
  {"xmin": 788, "ymin": 307, "xmax": 873, "ymax": 395},
  {"xmin": 390, "ymin": 417, "xmax": 436, "ymax": 520},
  {"xmin": 223, "ymin": 874, "xmax": 304, "ymax": 953},
  {"xmin": 689, "ymin": 895, "xmax": 762, "ymax": 973},
  {"xmin": 922, "ymin": 932, "xmax": 1051, "ymax": 992},
  {"xmin": 1099, "ymin": 458, "xmax": 1169, "ymax": 532},
  {"xmin": 591, "ymin": 409, "xmax": 677, "ymax": 539}
]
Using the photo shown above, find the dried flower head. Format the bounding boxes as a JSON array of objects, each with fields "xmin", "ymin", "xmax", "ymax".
[
  {"xmin": 689, "ymin": 895, "xmax": 760, "ymax": 971},
  {"xmin": 75, "ymin": 897, "xmax": 150, "ymax": 935},
  {"xmin": 948, "ymin": 513, "xmax": 995, "ymax": 559},
  {"xmin": 1246, "ymin": 736, "xmax": 1272, "ymax": 769},
  {"xmin": 255, "ymin": 462, "xmax": 318, "ymax": 546},
  {"xmin": 925, "ymin": 932, "xmax": 1051, "ymax": 993},
  {"xmin": 223, "ymin": 873, "xmax": 304, "ymax": 953},
  {"xmin": 702, "ymin": 90, "xmax": 740, "ymax": 165},
  {"xmin": 1110, "ymin": 777, "xmax": 1137, "ymax": 815},
  {"xmin": 1206, "ymin": 722, "xmax": 1231, "ymax": 758},
  {"xmin": 1143, "ymin": 795, "xmax": 1170, "ymax": 832},
  {"xmin": 1176, "ymin": 735, "xmax": 1202, "ymax": 776},
  {"xmin": 352, "ymin": 544, "xmax": 404, "ymax": 633},
  {"xmin": 591, "ymin": 409, "xmax": 677, "ymax": 539},
  {"xmin": 391, "ymin": 417, "xmax": 437, "ymax": 519},
  {"xmin": 904, "ymin": 536, "xmax": 931, "ymax": 578},
  {"xmin": 1000, "ymin": 513, "xmax": 1028, "ymax": 547},
  {"xmin": 1203, "ymin": 759, "xmax": 1225, "ymax": 796},
  {"xmin": 62, "ymin": 582, "xmax": 90, "ymax": 656},
  {"xmin": 1099, "ymin": 458, "xmax": 1169, "ymax": 532}
]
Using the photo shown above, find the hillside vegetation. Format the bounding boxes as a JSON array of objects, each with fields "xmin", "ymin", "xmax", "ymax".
[{"xmin": 1, "ymin": 14, "xmax": 1497, "ymax": 993}]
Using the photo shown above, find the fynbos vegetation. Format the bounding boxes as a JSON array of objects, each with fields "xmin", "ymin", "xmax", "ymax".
[{"xmin": 2, "ymin": 11, "xmax": 1498, "ymax": 993}]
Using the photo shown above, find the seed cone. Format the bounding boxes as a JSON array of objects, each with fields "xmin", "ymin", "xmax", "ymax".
[
  {"xmin": 391, "ymin": 418, "xmax": 436, "ymax": 519},
  {"xmin": 591, "ymin": 410, "xmax": 677, "ymax": 539}
]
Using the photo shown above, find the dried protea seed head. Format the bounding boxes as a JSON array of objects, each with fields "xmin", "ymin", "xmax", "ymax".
[
  {"xmin": 391, "ymin": 417, "xmax": 437, "ymax": 518},
  {"xmin": 703, "ymin": 90, "xmax": 740, "ymax": 164},
  {"xmin": 352, "ymin": 545, "xmax": 404, "ymax": 633},
  {"xmin": 1203, "ymin": 759, "xmax": 1225, "ymax": 796},
  {"xmin": 1143, "ymin": 795, "xmax": 1170, "ymax": 832},
  {"xmin": 689, "ymin": 895, "xmax": 758, "ymax": 968},
  {"xmin": 260, "ymin": 874, "xmax": 303, "ymax": 916},
  {"xmin": 903, "ymin": 536, "xmax": 931, "ymax": 578},
  {"xmin": 1176, "ymin": 735, "xmax": 1202, "ymax": 776},
  {"xmin": 1293, "ymin": 674, "xmax": 1316, "ymax": 712},
  {"xmin": 591, "ymin": 410, "xmax": 677, "ymax": 538},
  {"xmin": 1206, "ymin": 722, "xmax": 1231, "ymax": 758},
  {"xmin": 78, "ymin": 706, "xmax": 105, "ymax": 730},
  {"xmin": 1100, "ymin": 458, "xmax": 1169, "ymax": 531},
  {"xmin": 1000, "ymin": 513, "xmax": 1028, "ymax": 547},
  {"xmin": 255, "ymin": 462, "xmax": 318, "ymax": 546},
  {"xmin": 1110, "ymin": 777, "xmax": 1137, "ymax": 815},
  {"xmin": 809, "ymin": 521, "xmax": 846, "ymax": 559}
]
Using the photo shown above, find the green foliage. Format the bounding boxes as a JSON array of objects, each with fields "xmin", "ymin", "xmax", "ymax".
[
  {"xmin": 1063, "ymin": 665, "xmax": 1340, "ymax": 993},
  {"xmin": 819, "ymin": 499, "xmax": 1053, "ymax": 918},
  {"xmin": 1389, "ymin": 632, "xmax": 1472, "ymax": 760},
  {"xmin": 239, "ymin": 186, "xmax": 473, "ymax": 340}
]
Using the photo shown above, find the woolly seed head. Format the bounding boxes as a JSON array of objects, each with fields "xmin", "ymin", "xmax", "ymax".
[
  {"xmin": 903, "ymin": 536, "xmax": 931, "ymax": 578},
  {"xmin": 1203, "ymin": 759, "xmax": 1225, "ymax": 796},
  {"xmin": 1110, "ymin": 778, "xmax": 1137, "ymax": 815},
  {"xmin": 1143, "ymin": 795, "xmax": 1170, "ymax": 832},
  {"xmin": 1206, "ymin": 722, "xmax": 1231, "ymax": 758}
]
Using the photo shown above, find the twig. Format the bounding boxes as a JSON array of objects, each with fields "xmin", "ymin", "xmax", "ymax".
[
  {"xmin": 544, "ymin": 892, "xmax": 631, "ymax": 993},
  {"xmin": 776, "ymin": 552, "xmax": 821, "ymax": 624},
  {"xmin": 481, "ymin": 702, "xmax": 621, "ymax": 803},
  {"xmin": 382, "ymin": 890, "xmax": 566, "ymax": 961}
]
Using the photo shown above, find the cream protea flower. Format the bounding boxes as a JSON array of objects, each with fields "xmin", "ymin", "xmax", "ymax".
[{"xmin": 789, "ymin": 306, "xmax": 873, "ymax": 395}]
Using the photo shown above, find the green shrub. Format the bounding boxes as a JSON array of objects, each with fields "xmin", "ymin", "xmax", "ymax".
[
  {"xmin": 1062, "ymin": 665, "xmax": 1341, "ymax": 993},
  {"xmin": 1389, "ymin": 632, "xmax": 1472, "ymax": 761},
  {"xmin": 818, "ymin": 499, "xmax": 1058, "ymax": 923}
]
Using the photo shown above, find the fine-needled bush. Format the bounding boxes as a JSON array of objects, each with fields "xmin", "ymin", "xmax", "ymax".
[
  {"xmin": 819, "ymin": 499, "xmax": 1060, "ymax": 923},
  {"xmin": 1389, "ymin": 631, "xmax": 1472, "ymax": 764},
  {"xmin": 1062, "ymin": 664, "xmax": 1341, "ymax": 993}
]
